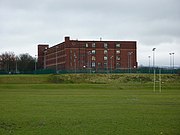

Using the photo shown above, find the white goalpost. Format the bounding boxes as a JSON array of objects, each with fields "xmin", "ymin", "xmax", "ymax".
[
  {"xmin": 153, "ymin": 68, "xmax": 162, "ymax": 93},
  {"xmin": 152, "ymin": 48, "xmax": 161, "ymax": 93},
  {"xmin": 159, "ymin": 69, "xmax": 161, "ymax": 93}
]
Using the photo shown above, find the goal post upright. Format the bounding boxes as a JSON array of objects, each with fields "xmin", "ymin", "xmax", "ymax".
[
  {"xmin": 159, "ymin": 69, "xmax": 162, "ymax": 93},
  {"xmin": 154, "ymin": 69, "xmax": 156, "ymax": 92}
]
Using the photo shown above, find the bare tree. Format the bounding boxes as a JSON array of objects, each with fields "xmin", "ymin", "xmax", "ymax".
[
  {"xmin": 0, "ymin": 52, "xmax": 16, "ymax": 72},
  {"xmin": 17, "ymin": 53, "xmax": 35, "ymax": 72},
  {"xmin": 0, "ymin": 52, "xmax": 36, "ymax": 73}
]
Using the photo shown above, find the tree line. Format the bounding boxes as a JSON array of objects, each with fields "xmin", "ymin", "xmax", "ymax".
[{"xmin": 0, "ymin": 52, "xmax": 36, "ymax": 73}]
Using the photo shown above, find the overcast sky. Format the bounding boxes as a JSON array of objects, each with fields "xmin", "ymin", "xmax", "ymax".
[{"xmin": 0, "ymin": 0, "xmax": 180, "ymax": 67}]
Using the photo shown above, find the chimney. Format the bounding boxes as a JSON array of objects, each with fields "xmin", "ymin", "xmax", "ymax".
[{"xmin": 65, "ymin": 36, "xmax": 70, "ymax": 42}]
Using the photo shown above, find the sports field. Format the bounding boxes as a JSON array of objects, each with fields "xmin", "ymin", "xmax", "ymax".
[{"xmin": 0, "ymin": 74, "xmax": 180, "ymax": 135}]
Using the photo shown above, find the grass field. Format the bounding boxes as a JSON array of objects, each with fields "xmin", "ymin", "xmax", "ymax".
[{"xmin": 0, "ymin": 74, "xmax": 180, "ymax": 135}]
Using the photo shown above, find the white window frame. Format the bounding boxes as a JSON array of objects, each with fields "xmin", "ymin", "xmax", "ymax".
[
  {"xmin": 92, "ymin": 50, "xmax": 96, "ymax": 54},
  {"xmin": 116, "ymin": 44, "xmax": 120, "ymax": 48},
  {"xmin": 104, "ymin": 50, "xmax": 108, "ymax": 54},
  {"xmin": 116, "ymin": 50, "xmax": 120, "ymax": 54},
  {"xmin": 116, "ymin": 56, "xmax": 120, "ymax": 60},
  {"xmin": 104, "ymin": 56, "xmax": 108, "ymax": 61},
  {"xmin": 92, "ymin": 62, "xmax": 96, "ymax": 67},
  {"xmin": 104, "ymin": 43, "xmax": 108, "ymax": 48},
  {"xmin": 116, "ymin": 63, "xmax": 120, "ymax": 68},
  {"xmin": 92, "ymin": 56, "xmax": 96, "ymax": 61},
  {"xmin": 92, "ymin": 43, "xmax": 96, "ymax": 48}
]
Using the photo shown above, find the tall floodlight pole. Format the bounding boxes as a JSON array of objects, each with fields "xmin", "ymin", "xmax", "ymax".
[
  {"xmin": 152, "ymin": 48, "xmax": 156, "ymax": 92},
  {"xmin": 169, "ymin": 53, "xmax": 172, "ymax": 70},
  {"xmin": 172, "ymin": 53, "xmax": 175, "ymax": 74},
  {"xmin": 148, "ymin": 56, "xmax": 151, "ymax": 73}
]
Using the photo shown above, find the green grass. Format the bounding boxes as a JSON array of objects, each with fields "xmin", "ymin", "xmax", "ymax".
[
  {"xmin": 0, "ymin": 74, "xmax": 180, "ymax": 135},
  {"xmin": 0, "ymin": 74, "xmax": 179, "ymax": 84}
]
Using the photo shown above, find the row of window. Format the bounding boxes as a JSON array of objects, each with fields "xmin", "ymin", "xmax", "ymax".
[
  {"xmin": 70, "ymin": 49, "xmax": 121, "ymax": 55},
  {"xmin": 70, "ymin": 62, "xmax": 121, "ymax": 68},
  {"xmin": 91, "ymin": 62, "xmax": 120, "ymax": 68},
  {"xmin": 70, "ymin": 50, "xmax": 121, "ymax": 58},
  {"xmin": 103, "ymin": 56, "xmax": 120, "ymax": 61},
  {"xmin": 90, "ymin": 50, "xmax": 121, "ymax": 54},
  {"xmin": 70, "ymin": 55, "xmax": 120, "ymax": 61},
  {"xmin": 85, "ymin": 43, "xmax": 121, "ymax": 48}
]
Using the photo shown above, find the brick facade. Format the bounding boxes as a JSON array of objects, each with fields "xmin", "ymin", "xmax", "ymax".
[{"xmin": 38, "ymin": 37, "xmax": 137, "ymax": 71}]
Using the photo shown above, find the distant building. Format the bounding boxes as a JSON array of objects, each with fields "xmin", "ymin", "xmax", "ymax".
[{"xmin": 37, "ymin": 36, "xmax": 137, "ymax": 72}]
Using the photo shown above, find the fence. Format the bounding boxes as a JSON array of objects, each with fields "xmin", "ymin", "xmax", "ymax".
[{"xmin": 0, "ymin": 67, "xmax": 179, "ymax": 75}]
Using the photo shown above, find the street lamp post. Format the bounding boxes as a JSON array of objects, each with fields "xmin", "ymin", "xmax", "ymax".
[
  {"xmin": 152, "ymin": 48, "xmax": 156, "ymax": 92},
  {"xmin": 74, "ymin": 52, "xmax": 77, "ymax": 73},
  {"xmin": 152, "ymin": 48, "xmax": 156, "ymax": 69},
  {"xmin": 44, "ymin": 50, "xmax": 47, "ymax": 69},
  {"xmin": 169, "ymin": 53, "xmax": 172, "ymax": 69},
  {"xmin": 88, "ymin": 51, "xmax": 91, "ymax": 73},
  {"xmin": 35, "ymin": 55, "xmax": 37, "ymax": 72},
  {"xmin": 56, "ymin": 46, "xmax": 58, "ymax": 73},
  {"xmin": 106, "ymin": 49, "xmax": 109, "ymax": 74},
  {"xmin": 148, "ymin": 56, "xmax": 151, "ymax": 73},
  {"xmin": 172, "ymin": 53, "xmax": 175, "ymax": 74},
  {"xmin": 128, "ymin": 52, "xmax": 133, "ymax": 73},
  {"xmin": 110, "ymin": 56, "xmax": 113, "ymax": 73}
]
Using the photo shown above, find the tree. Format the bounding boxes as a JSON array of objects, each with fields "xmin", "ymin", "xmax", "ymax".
[
  {"xmin": 0, "ymin": 52, "xmax": 36, "ymax": 73},
  {"xmin": 17, "ymin": 53, "xmax": 35, "ymax": 72},
  {"xmin": 0, "ymin": 52, "xmax": 16, "ymax": 72}
]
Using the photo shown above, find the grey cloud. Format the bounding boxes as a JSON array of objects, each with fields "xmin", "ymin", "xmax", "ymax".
[{"xmin": 0, "ymin": 0, "xmax": 180, "ymax": 66}]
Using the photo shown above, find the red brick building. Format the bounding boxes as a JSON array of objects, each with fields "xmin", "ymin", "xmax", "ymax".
[{"xmin": 38, "ymin": 36, "xmax": 137, "ymax": 72}]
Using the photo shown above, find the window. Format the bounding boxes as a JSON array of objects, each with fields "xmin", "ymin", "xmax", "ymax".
[
  {"xmin": 104, "ymin": 56, "xmax": 108, "ymax": 61},
  {"xmin": 92, "ymin": 56, "xmax": 96, "ymax": 61},
  {"xmin": 86, "ymin": 43, "xmax": 88, "ymax": 47},
  {"xmin": 116, "ymin": 56, "xmax": 120, "ymax": 60},
  {"xmin": 92, "ymin": 62, "xmax": 96, "ymax": 67},
  {"xmin": 104, "ymin": 62, "xmax": 107, "ymax": 67},
  {"xmin": 92, "ymin": 50, "xmax": 96, "ymax": 54},
  {"xmin": 116, "ymin": 44, "xmax": 120, "ymax": 48},
  {"xmin": 98, "ymin": 62, "xmax": 101, "ymax": 67},
  {"xmin": 116, "ymin": 63, "xmax": 120, "ymax": 69},
  {"xmin": 92, "ymin": 43, "xmax": 96, "ymax": 48},
  {"xmin": 116, "ymin": 50, "xmax": 120, "ymax": 54},
  {"xmin": 104, "ymin": 43, "xmax": 108, "ymax": 48},
  {"xmin": 104, "ymin": 50, "xmax": 108, "ymax": 54}
]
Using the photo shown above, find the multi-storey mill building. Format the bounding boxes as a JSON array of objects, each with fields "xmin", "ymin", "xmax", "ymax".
[{"xmin": 38, "ymin": 36, "xmax": 137, "ymax": 72}]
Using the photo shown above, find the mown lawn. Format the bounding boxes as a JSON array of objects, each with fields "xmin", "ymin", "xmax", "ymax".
[{"xmin": 0, "ymin": 83, "xmax": 180, "ymax": 135}]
